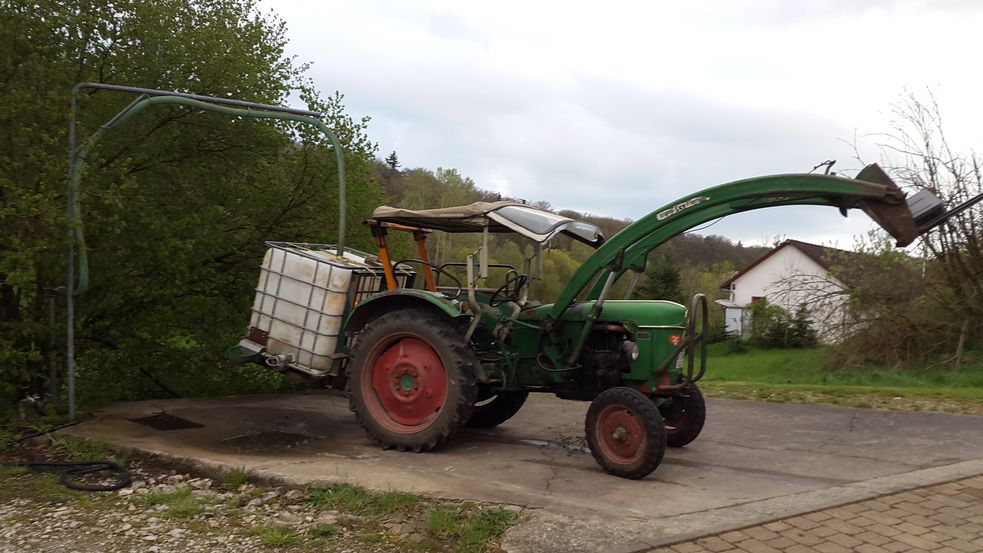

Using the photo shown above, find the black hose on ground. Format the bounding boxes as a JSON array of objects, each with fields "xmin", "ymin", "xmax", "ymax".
[
  {"xmin": 2, "ymin": 420, "xmax": 132, "ymax": 492},
  {"xmin": 4, "ymin": 460, "xmax": 131, "ymax": 491}
]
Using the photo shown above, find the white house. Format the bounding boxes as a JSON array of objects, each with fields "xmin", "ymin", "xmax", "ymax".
[{"xmin": 717, "ymin": 239, "xmax": 850, "ymax": 341}]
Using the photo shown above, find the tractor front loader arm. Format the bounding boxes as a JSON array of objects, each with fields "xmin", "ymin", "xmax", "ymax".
[
  {"xmin": 549, "ymin": 164, "xmax": 922, "ymax": 321},
  {"xmin": 537, "ymin": 164, "xmax": 931, "ymax": 370}
]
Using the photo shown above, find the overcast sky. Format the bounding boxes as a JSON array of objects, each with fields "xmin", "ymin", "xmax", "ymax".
[{"xmin": 263, "ymin": 0, "xmax": 983, "ymax": 248}]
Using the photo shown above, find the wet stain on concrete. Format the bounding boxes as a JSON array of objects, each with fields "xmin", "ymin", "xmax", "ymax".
[
  {"xmin": 220, "ymin": 430, "xmax": 318, "ymax": 453},
  {"xmin": 129, "ymin": 413, "xmax": 205, "ymax": 431},
  {"xmin": 663, "ymin": 456, "xmax": 853, "ymax": 486}
]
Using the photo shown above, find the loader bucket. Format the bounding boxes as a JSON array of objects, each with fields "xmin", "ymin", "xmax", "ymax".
[{"xmin": 855, "ymin": 164, "xmax": 922, "ymax": 247}]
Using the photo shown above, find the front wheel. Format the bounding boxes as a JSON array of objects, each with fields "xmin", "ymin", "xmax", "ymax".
[
  {"xmin": 348, "ymin": 309, "xmax": 477, "ymax": 452},
  {"xmin": 585, "ymin": 387, "xmax": 666, "ymax": 479},
  {"xmin": 660, "ymin": 384, "xmax": 706, "ymax": 448}
]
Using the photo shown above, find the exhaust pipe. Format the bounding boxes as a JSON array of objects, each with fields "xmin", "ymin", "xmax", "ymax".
[{"xmin": 265, "ymin": 353, "xmax": 292, "ymax": 368}]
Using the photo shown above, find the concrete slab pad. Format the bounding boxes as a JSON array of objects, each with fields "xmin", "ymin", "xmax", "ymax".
[{"xmin": 65, "ymin": 392, "xmax": 983, "ymax": 552}]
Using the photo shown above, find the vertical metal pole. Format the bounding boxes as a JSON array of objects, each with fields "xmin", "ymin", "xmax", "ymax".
[
  {"xmin": 413, "ymin": 231, "xmax": 436, "ymax": 292},
  {"xmin": 480, "ymin": 224, "xmax": 489, "ymax": 278},
  {"xmin": 335, "ymin": 146, "xmax": 345, "ymax": 257},
  {"xmin": 624, "ymin": 271, "xmax": 641, "ymax": 299},
  {"xmin": 48, "ymin": 293, "xmax": 58, "ymax": 404},
  {"xmin": 66, "ymin": 91, "xmax": 77, "ymax": 421}
]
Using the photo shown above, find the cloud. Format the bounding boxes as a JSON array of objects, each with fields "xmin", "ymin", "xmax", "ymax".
[{"xmin": 268, "ymin": 0, "xmax": 983, "ymax": 248}]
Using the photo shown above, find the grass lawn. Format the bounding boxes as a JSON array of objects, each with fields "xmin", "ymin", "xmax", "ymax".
[{"xmin": 699, "ymin": 344, "xmax": 983, "ymax": 414}]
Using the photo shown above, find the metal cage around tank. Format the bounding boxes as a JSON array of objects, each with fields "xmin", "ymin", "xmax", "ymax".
[{"xmin": 246, "ymin": 242, "xmax": 414, "ymax": 376}]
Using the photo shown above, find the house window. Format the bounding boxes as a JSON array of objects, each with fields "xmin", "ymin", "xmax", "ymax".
[{"xmin": 751, "ymin": 296, "xmax": 765, "ymax": 304}]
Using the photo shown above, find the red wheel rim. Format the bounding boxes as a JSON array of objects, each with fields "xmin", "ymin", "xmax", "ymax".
[
  {"xmin": 595, "ymin": 404, "xmax": 646, "ymax": 465},
  {"xmin": 362, "ymin": 335, "xmax": 448, "ymax": 434}
]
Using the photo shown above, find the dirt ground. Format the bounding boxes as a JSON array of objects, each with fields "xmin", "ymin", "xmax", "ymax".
[{"xmin": 0, "ymin": 445, "xmax": 517, "ymax": 553}]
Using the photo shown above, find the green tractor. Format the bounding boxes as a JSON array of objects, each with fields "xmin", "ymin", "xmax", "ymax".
[
  {"xmin": 59, "ymin": 85, "xmax": 976, "ymax": 460},
  {"xmin": 235, "ymin": 163, "xmax": 946, "ymax": 479}
]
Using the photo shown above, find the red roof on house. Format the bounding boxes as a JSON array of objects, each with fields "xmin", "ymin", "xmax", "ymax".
[{"xmin": 719, "ymin": 239, "xmax": 850, "ymax": 290}]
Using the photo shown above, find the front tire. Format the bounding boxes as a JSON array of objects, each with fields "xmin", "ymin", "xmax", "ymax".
[
  {"xmin": 585, "ymin": 387, "xmax": 666, "ymax": 479},
  {"xmin": 348, "ymin": 309, "xmax": 477, "ymax": 451},
  {"xmin": 660, "ymin": 384, "xmax": 706, "ymax": 448}
]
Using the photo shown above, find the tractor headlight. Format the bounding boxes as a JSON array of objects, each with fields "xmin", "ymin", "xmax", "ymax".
[{"xmin": 621, "ymin": 340, "xmax": 640, "ymax": 362}]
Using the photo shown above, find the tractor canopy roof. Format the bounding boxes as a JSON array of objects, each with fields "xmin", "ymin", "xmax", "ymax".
[{"xmin": 370, "ymin": 201, "xmax": 605, "ymax": 246}]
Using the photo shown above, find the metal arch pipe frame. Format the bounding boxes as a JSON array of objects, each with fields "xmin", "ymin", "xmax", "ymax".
[
  {"xmin": 72, "ymin": 82, "xmax": 323, "ymax": 117},
  {"xmin": 66, "ymin": 83, "xmax": 348, "ymax": 419}
]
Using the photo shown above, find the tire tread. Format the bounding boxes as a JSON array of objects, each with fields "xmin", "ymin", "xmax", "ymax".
[
  {"xmin": 585, "ymin": 387, "xmax": 666, "ymax": 479},
  {"xmin": 348, "ymin": 309, "xmax": 477, "ymax": 452}
]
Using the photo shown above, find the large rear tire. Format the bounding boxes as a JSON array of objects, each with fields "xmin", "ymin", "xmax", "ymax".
[
  {"xmin": 348, "ymin": 309, "xmax": 477, "ymax": 451},
  {"xmin": 585, "ymin": 387, "xmax": 666, "ymax": 479},
  {"xmin": 466, "ymin": 389, "xmax": 528, "ymax": 429},
  {"xmin": 660, "ymin": 384, "xmax": 706, "ymax": 448}
]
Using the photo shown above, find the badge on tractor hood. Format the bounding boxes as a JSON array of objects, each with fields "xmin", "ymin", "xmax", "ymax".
[{"xmin": 657, "ymin": 196, "xmax": 710, "ymax": 221}]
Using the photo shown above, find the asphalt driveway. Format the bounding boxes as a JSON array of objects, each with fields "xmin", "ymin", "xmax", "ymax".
[{"xmin": 65, "ymin": 392, "xmax": 983, "ymax": 552}]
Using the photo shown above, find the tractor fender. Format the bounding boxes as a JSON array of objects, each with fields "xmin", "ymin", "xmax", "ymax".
[{"xmin": 344, "ymin": 290, "xmax": 467, "ymax": 334}]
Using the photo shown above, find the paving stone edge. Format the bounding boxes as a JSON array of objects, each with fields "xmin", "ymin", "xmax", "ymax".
[{"xmin": 615, "ymin": 457, "xmax": 983, "ymax": 553}]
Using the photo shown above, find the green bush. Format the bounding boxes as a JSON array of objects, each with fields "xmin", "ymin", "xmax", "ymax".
[{"xmin": 748, "ymin": 301, "xmax": 816, "ymax": 349}]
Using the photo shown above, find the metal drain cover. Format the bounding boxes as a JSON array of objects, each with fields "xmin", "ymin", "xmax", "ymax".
[{"xmin": 129, "ymin": 413, "xmax": 205, "ymax": 431}]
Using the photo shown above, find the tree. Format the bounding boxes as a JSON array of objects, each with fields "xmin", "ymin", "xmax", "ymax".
[
  {"xmin": 747, "ymin": 300, "xmax": 784, "ymax": 347},
  {"xmin": 381, "ymin": 150, "xmax": 401, "ymax": 192},
  {"xmin": 633, "ymin": 253, "xmax": 682, "ymax": 302},
  {"xmin": 821, "ymin": 235, "xmax": 946, "ymax": 367},
  {"xmin": 385, "ymin": 151, "xmax": 400, "ymax": 171},
  {"xmin": 806, "ymin": 91, "xmax": 983, "ymax": 368},
  {"xmin": 772, "ymin": 231, "xmax": 954, "ymax": 365},
  {"xmin": 878, "ymin": 92, "xmax": 983, "ymax": 364},
  {"xmin": 746, "ymin": 300, "xmax": 817, "ymax": 348},
  {"xmin": 0, "ymin": 0, "xmax": 381, "ymax": 414},
  {"xmin": 787, "ymin": 304, "xmax": 818, "ymax": 348},
  {"xmin": 764, "ymin": 93, "xmax": 983, "ymax": 366}
]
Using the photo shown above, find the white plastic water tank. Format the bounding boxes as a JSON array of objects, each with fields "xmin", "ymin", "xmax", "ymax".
[{"xmin": 249, "ymin": 243, "xmax": 368, "ymax": 371}]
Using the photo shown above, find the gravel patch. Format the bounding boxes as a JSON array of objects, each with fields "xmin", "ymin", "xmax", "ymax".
[{"xmin": 0, "ymin": 460, "xmax": 516, "ymax": 552}]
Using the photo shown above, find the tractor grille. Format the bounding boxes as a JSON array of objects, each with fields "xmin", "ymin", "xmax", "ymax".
[{"xmin": 586, "ymin": 324, "xmax": 629, "ymax": 351}]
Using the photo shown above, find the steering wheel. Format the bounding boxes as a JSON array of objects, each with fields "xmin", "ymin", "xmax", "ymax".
[
  {"xmin": 489, "ymin": 273, "xmax": 529, "ymax": 307},
  {"xmin": 392, "ymin": 259, "xmax": 462, "ymax": 299}
]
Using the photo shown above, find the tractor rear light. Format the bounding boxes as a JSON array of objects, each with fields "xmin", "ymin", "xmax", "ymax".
[{"xmin": 669, "ymin": 334, "xmax": 682, "ymax": 346}]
